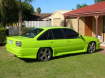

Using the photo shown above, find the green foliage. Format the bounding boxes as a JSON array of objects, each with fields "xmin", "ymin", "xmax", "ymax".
[
  {"xmin": 95, "ymin": 0, "xmax": 105, "ymax": 3},
  {"xmin": 22, "ymin": 2, "xmax": 34, "ymax": 20},
  {"xmin": 76, "ymin": 4, "xmax": 88, "ymax": 9},
  {"xmin": 0, "ymin": 26, "xmax": 6, "ymax": 44},
  {"xmin": 36, "ymin": 7, "xmax": 41, "ymax": 14},
  {"xmin": 17, "ymin": 0, "xmax": 33, "ymax": 3},
  {"xmin": 0, "ymin": 0, "xmax": 34, "ymax": 26},
  {"xmin": 0, "ymin": 0, "xmax": 18, "ymax": 26}
]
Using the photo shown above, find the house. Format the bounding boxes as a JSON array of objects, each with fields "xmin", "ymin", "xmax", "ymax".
[
  {"xmin": 64, "ymin": 1, "xmax": 105, "ymax": 42},
  {"xmin": 47, "ymin": 10, "xmax": 70, "ymax": 26},
  {"xmin": 34, "ymin": 13, "xmax": 52, "ymax": 21}
]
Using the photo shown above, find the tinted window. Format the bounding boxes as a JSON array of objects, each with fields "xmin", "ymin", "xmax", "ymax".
[
  {"xmin": 62, "ymin": 29, "xmax": 79, "ymax": 39},
  {"xmin": 22, "ymin": 28, "xmax": 43, "ymax": 38},
  {"xmin": 51, "ymin": 29, "xmax": 64, "ymax": 39},
  {"xmin": 38, "ymin": 30, "xmax": 53, "ymax": 40}
]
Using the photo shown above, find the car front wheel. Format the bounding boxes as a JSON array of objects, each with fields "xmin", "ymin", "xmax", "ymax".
[
  {"xmin": 37, "ymin": 48, "xmax": 52, "ymax": 61},
  {"xmin": 87, "ymin": 42, "xmax": 96, "ymax": 53}
]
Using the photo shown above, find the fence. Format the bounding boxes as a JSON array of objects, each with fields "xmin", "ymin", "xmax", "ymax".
[
  {"xmin": 24, "ymin": 21, "xmax": 52, "ymax": 27},
  {"xmin": 8, "ymin": 26, "xmax": 19, "ymax": 35},
  {"xmin": 8, "ymin": 21, "xmax": 52, "ymax": 35}
]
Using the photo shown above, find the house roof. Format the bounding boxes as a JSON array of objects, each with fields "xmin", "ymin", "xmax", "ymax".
[
  {"xmin": 33, "ymin": 13, "xmax": 52, "ymax": 20},
  {"xmin": 38, "ymin": 13, "xmax": 52, "ymax": 19},
  {"xmin": 64, "ymin": 1, "xmax": 105, "ymax": 18},
  {"xmin": 48, "ymin": 10, "xmax": 70, "ymax": 19}
]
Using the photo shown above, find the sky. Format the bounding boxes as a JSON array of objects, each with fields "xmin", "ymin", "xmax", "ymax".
[{"xmin": 31, "ymin": 0, "xmax": 94, "ymax": 13}]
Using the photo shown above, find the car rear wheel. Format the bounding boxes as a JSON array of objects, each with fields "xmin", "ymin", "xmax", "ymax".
[
  {"xmin": 87, "ymin": 42, "xmax": 96, "ymax": 53},
  {"xmin": 37, "ymin": 48, "xmax": 52, "ymax": 61}
]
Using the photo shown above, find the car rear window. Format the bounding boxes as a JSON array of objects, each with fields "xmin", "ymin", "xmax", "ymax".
[{"xmin": 22, "ymin": 28, "xmax": 43, "ymax": 38}]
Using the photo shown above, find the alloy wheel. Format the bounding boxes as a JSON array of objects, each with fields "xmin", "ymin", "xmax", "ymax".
[
  {"xmin": 38, "ymin": 48, "xmax": 52, "ymax": 61},
  {"xmin": 87, "ymin": 42, "xmax": 96, "ymax": 53}
]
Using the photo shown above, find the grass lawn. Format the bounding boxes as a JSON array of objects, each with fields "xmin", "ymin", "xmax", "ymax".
[{"xmin": 0, "ymin": 47, "xmax": 105, "ymax": 78}]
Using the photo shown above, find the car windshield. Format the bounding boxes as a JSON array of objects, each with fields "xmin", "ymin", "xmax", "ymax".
[{"xmin": 22, "ymin": 28, "xmax": 43, "ymax": 38}]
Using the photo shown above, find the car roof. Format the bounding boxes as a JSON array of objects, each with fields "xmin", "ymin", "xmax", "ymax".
[{"xmin": 36, "ymin": 26, "xmax": 68, "ymax": 30}]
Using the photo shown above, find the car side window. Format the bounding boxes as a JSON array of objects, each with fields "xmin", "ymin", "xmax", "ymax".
[
  {"xmin": 38, "ymin": 30, "xmax": 53, "ymax": 40},
  {"xmin": 51, "ymin": 29, "xmax": 64, "ymax": 39},
  {"xmin": 62, "ymin": 29, "xmax": 79, "ymax": 39}
]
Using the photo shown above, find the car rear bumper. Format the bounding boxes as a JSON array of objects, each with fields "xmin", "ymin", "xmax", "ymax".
[{"xmin": 6, "ymin": 44, "xmax": 39, "ymax": 59}]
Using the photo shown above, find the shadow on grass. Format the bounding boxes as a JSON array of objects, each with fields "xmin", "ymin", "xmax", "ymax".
[
  {"xmin": 52, "ymin": 48, "xmax": 104, "ymax": 60},
  {"xmin": 19, "ymin": 48, "xmax": 104, "ymax": 63},
  {"xmin": 95, "ymin": 48, "xmax": 104, "ymax": 53},
  {"xmin": 19, "ymin": 58, "xmax": 38, "ymax": 63}
]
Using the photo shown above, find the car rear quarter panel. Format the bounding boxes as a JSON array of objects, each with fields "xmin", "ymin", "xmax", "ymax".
[{"xmin": 83, "ymin": 36, "xmax": 100, "ymax": 50}]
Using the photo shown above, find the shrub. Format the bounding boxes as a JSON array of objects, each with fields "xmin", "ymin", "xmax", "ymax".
[
  {"xmin": 0, "ymin": 27, "xmax": 6, "ymax": 45},
  {"xmin": 22, "ymin": 27, "xmax": 35, "ymax": 34}
]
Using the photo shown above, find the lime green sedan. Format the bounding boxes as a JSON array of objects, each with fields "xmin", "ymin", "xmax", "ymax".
[{"xmin": 6, "ymin": 27, "xmax": 100, "ymax": 61}]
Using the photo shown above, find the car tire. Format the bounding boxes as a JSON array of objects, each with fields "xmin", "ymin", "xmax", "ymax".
[
  {"xmin": 87, "ymin": 42, "xmax": 96, "ymax": 53},
  {"xmin": 37, "ymin": 48, "xmax": 52, "ymax": 61}
]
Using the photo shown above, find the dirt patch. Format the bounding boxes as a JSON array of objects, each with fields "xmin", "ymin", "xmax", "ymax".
[
  {"xmin": 0, "ymin": 46, "xmax": 4, "ymax": 49},
  {"xmin": 0, "ymin": 46, "xmax": 3, "ymax": 48}
]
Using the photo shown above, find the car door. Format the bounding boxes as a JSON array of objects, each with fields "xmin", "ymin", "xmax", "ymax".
[
  {"xmin": 37, "ymin": 29, "xmax": 67, "ymax": 55},
  {"xmin": 50, "ymin": 29, "xmax": 69, "ymax": 54},
  {"xmin": 62, "ymin": 28, "xmax": 86, "ymax": 52},
  {"xmin": 37, "ymin": 29, "xmax": 54, "ymax": 47}
]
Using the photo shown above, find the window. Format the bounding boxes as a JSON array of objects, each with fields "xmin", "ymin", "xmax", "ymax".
[
  {"xmin": 38, "ymin": 30, "xmax": 53, "ymax": 40},
  {"xmin": 51, "ymin": 29, "xmax": 64, "ymax": 39},
  {"xmin": 62, "ymin": 29, "xmax": 79, "ymax": 39},
  {"xmin": 22, "ymin": 28, "xmax": 43, "ymax": 38}
]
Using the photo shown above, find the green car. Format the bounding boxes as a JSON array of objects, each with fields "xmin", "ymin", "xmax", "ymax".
[{"xmin": 6, "ymin": 27, "xmax": 100, "ymax": 61}]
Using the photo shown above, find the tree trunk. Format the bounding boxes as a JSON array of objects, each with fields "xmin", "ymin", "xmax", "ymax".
[{"xmin": 18, "ymin": 0, "xmax": 22, "ymax": 35}]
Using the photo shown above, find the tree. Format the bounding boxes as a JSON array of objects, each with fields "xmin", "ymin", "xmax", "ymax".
[
  {"xmin": 17, "ymin": 0, "xmax": 33, "ymax": 35},
  {"xmin": 36, "ymin": 7, "xmax": 41, "ymax": 14},
  {"xmin": 0, "ymin": 0, "xmax": 18, "ymax": 26},
  {"xmin": 76, "ymin": 4, "xmax": 88, "ymax": 9},
  {"xmin": 95, "ymin": 0, "xmax": 105, "ymax": 3},
  {"xmin": 0, "ymin": 0, "xmax": 34, "ymax": 28},
  {"xmin": 22, "ymin": 2, "xmax": 34, "ymax": 20}
]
